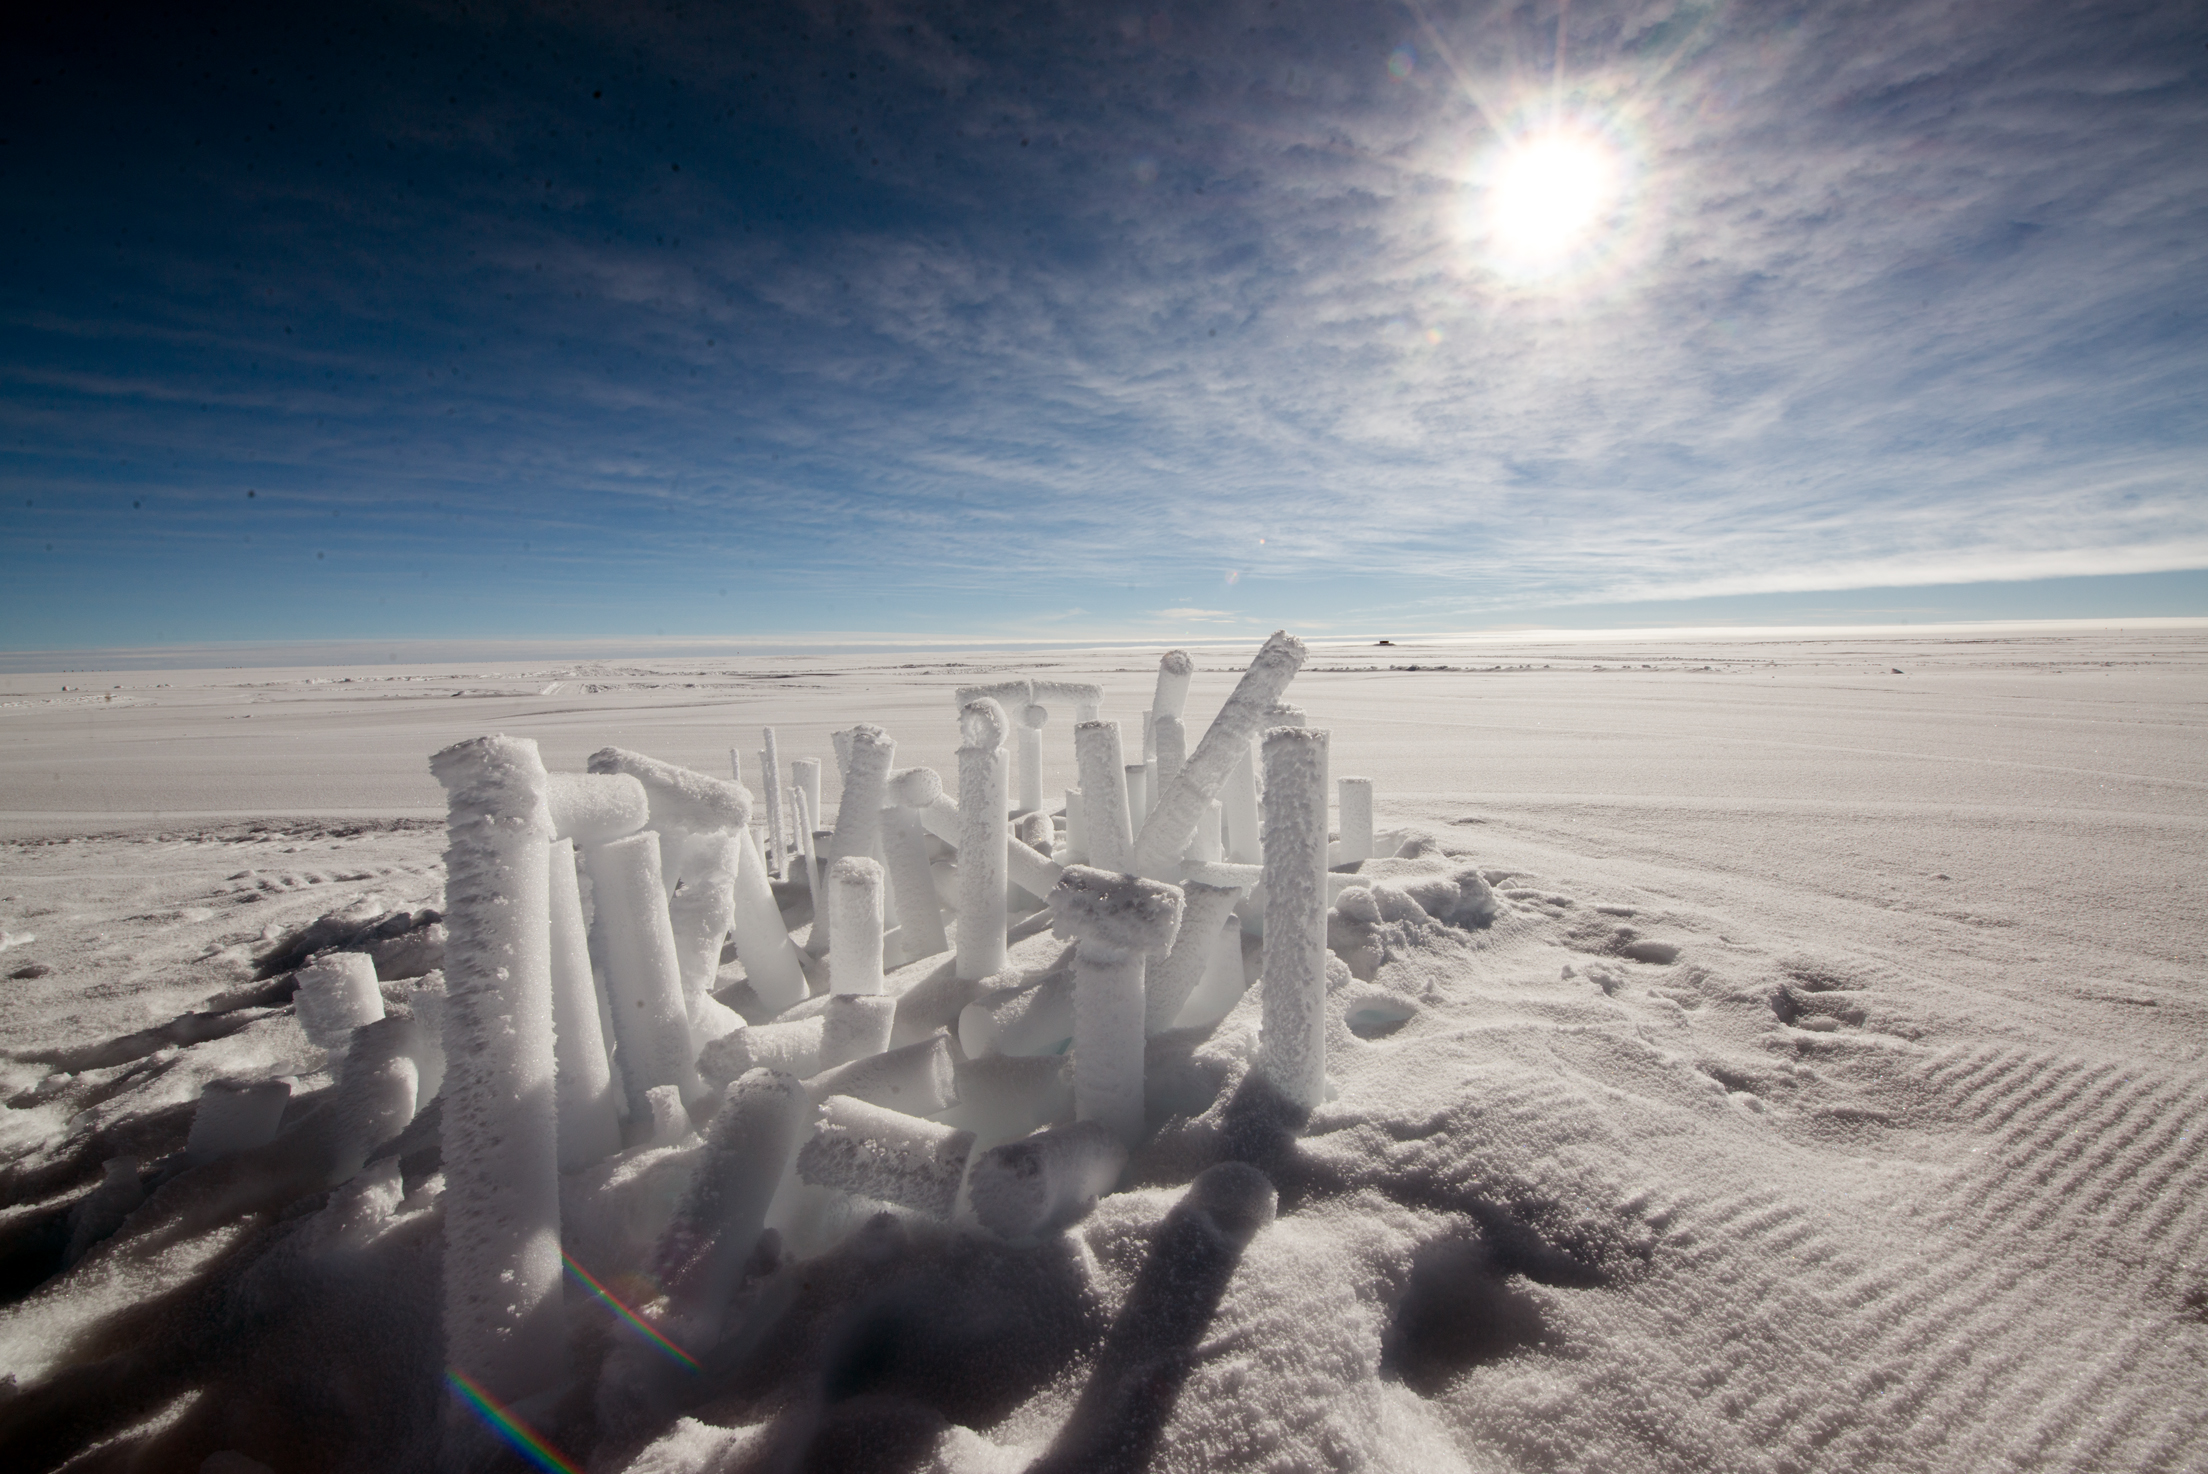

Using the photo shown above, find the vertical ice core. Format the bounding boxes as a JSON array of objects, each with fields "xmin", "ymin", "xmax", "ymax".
[
  {"xmin": 1049, "ymin": 865, "xmax": 1184, "ymax": 1146},
  {"xmin": 1018, "ymin": 704, "xmax": 1049, "ymax": 816},
  {"xmin": 1257, "ymin": 726, "xmax": 1330, "ymax": 1110},
  {"xmin": 957, "ymin": 699, "xmax": 1011, "ymax": 981},
  {"xmin": 731, "ymin": 827, "xmax": 809, "ymax": 1012},
  {"xmin": 1338, "ymin": 777, "xmax": 1374, "ymax": 864},
  {"xmin": 1224, "ymin": 742, "xmax": 1261, "ymax": 864},
  {"xmin": 667, "ymin": 832, "xmax": 744, "ymax": 1041},
  {"xmin": 548, "ymin": 838, "xmax": 622, "ymax": 1172},
  {"xmin": 294, "ymin": 951, "xmax": 384, "ymax": 1061},
  {"xmin": 585, "ymin": 831, "xmax": 704, "ymax": 1113},
  {"xmin": 1134, "ymin": 632, "xmax": 1306, "ymax": 878},
  {"xmin": 823, "ymin": 725, "xmax": 894, "ymax": 870},
  {"xmin": 792, "ymin": 758, "xmax": 824, "ymax": 852},
  {"xmin": 1073, "ymin": 721, "xmax": 1133, "ymax": 873},
  {"xmin": 813, "ymin": 726, "xmax": 893, "ymax": 956},
  {"xmin": 1144, "ymin": 879, "xmax": 1243, "ymax": 1035},
  {"xmin": 1153, "ymin": 714, "xmax": 1186, "ymax": 801},
  {"xmin": 883, "ymin": 767, "xmax": 949, "ymax": 963},
  {"xmin": 827, "ymin": 855, "xmax": 887, "ymax": 995},
  {"xmin": 760, "ymin": 727, "xmax": 789, "ymax": 880},
  {"xmin": 429, "ymin": 734, "xmax": 566, "ymax": 1406}
]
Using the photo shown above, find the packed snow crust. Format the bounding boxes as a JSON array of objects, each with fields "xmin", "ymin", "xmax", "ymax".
[{"xmin": 0, "ymin": 628, "xmax": 2203, "ymax": 1473}]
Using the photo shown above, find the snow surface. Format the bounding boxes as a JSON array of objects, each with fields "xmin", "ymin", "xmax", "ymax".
[{"xmin": 0, "ymin": 626, "xmax": 2203, "ymax": 1473}]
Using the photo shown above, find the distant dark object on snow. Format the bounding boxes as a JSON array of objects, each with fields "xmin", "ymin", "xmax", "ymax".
[
  {"xmin": 1891, "ymin": 667, "xmax": 1905, "ymax": 674},
  {"xmin": 1376, "ymin": 639, "xmax": 1393, "ymax": 646},
  {"xmin": 9, "ymin": 963, "xmax": 51, "ymax": 979}
]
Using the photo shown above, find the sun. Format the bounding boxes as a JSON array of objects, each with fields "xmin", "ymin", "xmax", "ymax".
[{"xmin": 1486, "ymin": 129, "xmax": 1617, "ymax": 261}]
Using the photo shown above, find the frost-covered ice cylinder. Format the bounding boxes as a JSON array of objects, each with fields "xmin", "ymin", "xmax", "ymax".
[
  {"xmin": 1135, "ymin": 632, "xmax": 1306, "ymax": 878},
  {"xmin": 797, "ymin": 1094, "xmax": 976, "ymax": 1220},
  {"xmin": 793, "ymin": 758, "xmax": 823, "ymax": 848},
  {"xmin": 1338, "ymin": 776, "xmax": 1374, "ymax": 864},
  {"xmin": 1074, "ymin": 721, "xmax": 1133, "ymax": 873},
  {"xmin": 1257, "ymin": 726, "xmax": 1330, "ymax": 1111},
  {"xmin": 792, "ymin": 786, "xmax": 824, "ymax": 922},
  {"xmin": 968, "ymin": 1119, "xmax": 1128, "ymax": 1239},
  {"xmin": 807, "ymin": 1033, "xmax": 959, "ymax": 1116},
  {"xmin": 760, "ymin": 727, "xmax": 789, "ymax": 880},
  {"xmin": 185, "ymin": 1078, "xmax": 293, "ymax": 1166},
  {"xmin": 955, "ymin": 678, "xmax": 1033, "ymax": 714},
  {"xmin": 1180, "ymin": 907, "xmax": 1253, "ymax": 1030},
  {"xmin": 1144, "ymin": 879, "xmax": 1243, "ymax": 1035},
  {"xmin": 1151, "ymin": 648, "xmax": 1194, "ymax": 727},
  {"xmin": 1154, "ymin": 714, "xmax": 1186, "ymax": 800},
  {"xmin": 1032, "ymin": 679, "xmax": 1103, "ymax": 726},
  {"xmin": 823, "ymin": 725, "xmax": 894, "ymax": 870},
  {"xmin": 1018, "ymin": 703, "xmax": 1049, "ymax": 815},
  {"xmin": 699, "ymin": 1014, "xmax": 824, "ymax": 1086},
  {"xmin": 1123, "ymin": 763, "xmax": 1149, "ymax": 830},
  {"xmin": 957, "ymin": 699, "xmax": 1011, "ymax": 981},
  {"xmin": 820, "ymin": 993, "xmax": 896, "ymax": 1069},
  {"xmin": 1051, "ymin": 865, "xmax": 1184, "ymax": 1146},
  {"xmin": 667, "ymin": 833, "xmax": 744, "ymax": 1043},
  {"xmin": 827, "ymin": 855, "xmax": 887, "ymax": 995},
  {"xmin": 294, "ymin": 951, "xmax": 385, "ymax": 1059},
  {"xmin": 812, "ymin": 726, "xmax": 893, "ymax": 957},
  {"xmin": 543, "ymin": 770, "xmax": 649, "ymax": 847},
  {"xmin": 730, "ymin": 828, "xmax": 809, "ymax": 1012},
  {"xmin": 543, "ymin": 769, "xmax": 651, "ymax": 1142},
  {"xmin": 652, "ymin": 1068, "xmax": 810, "ymax": 1352},
  {"xmin": 883, "ymin": 767, "xmax": 949, "ymax": 962},
  {"xmin": 1224, "ymin": 741, "xmax": 1261, "ymax": 864},
  {"xmin": 1191, "ymin": 798, "xmax": 1224, "ymax": 863},
  {"xmin": 959, "ymin": 971, "xmax": 1076, "ymax": 1058},
  {"xmin": 585, "ymin": 831, "xmax": 704, "ymax": 1112},
  {"xmin": 330, "ymin": 1013, "xmax": 423, "ymax": 1175},
  {"xmin": 946, "ymin": 1051, "xmax": 1074, "ymax": 1147},
  {"xmin": 548, "ymin": 838, "xmax": 623, "ymax": 1172},
  {"xmin": 587, "ymin": 746, "xmax": 752, "ymax": 838},
  {"xmin": 1064, "ymin": 787, "xmax": 1087, "ymax": 864},
  {"xmin": 429, "ymin": 734, "xmax": 566, "ymax": 1407}
]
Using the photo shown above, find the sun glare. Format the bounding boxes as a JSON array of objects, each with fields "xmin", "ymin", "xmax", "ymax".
[{"xmin": 1488, "ymin": 130, "xmax": 1616, "ymax": 260}]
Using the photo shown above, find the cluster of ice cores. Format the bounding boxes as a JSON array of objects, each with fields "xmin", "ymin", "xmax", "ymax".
[{"xmin": 181, "ymin": 631, "xmax": 1418, "ymax": 1456}]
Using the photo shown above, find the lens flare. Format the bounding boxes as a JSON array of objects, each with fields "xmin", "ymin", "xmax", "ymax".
[
  {"xmin": 445, "ymin": 1369, "xmax": 582, "ymax": 1474},
  {"xmin": 562, "ymin": 1249, "xmax": 700, "ymax": 1370}
]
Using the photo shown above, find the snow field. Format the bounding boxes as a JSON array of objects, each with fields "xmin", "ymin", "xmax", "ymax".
[{"xmin": 0, "ymin": 627, "xmax": 2200, "ymax": 1472}]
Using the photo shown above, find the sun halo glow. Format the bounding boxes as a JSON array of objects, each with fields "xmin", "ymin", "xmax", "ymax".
[{"xmin": 1488, "ymin": 130, "xmax": 1617, "ymax": 261}]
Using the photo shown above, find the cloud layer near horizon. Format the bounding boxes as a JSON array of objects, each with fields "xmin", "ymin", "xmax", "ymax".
[{"xmin": 4, "ymin": 0, "xmax": 2203, "ymax": 643}]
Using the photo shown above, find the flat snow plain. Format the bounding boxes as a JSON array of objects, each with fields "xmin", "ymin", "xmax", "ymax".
[{"xmin": 0, "ymin": 624, "xmax": 2202, "ymax": 1473}]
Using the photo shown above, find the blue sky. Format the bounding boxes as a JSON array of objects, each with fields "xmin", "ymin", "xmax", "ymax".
[{"xmin": 4, "ymin": 0, "xmax": 2204, "ymax": 652}]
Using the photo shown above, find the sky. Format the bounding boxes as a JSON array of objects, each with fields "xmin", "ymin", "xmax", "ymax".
[{"xmin": 4, "ymin": 0, "xmax": 2205, "ymax": 653}]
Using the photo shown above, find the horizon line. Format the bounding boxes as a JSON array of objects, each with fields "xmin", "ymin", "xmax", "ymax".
[{"xmin": 4, "ymin": 615, "xmax": 2205, "ymax": 674}]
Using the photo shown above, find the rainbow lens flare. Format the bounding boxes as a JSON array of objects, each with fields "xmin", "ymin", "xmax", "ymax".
[
  {"xmin": 444, "ymin": 1369, "xmax": 581, "ymax": 1474},
  {"xmin": 562, "ymin": 1249, "xmax": 700, "ymax": 1370}
]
